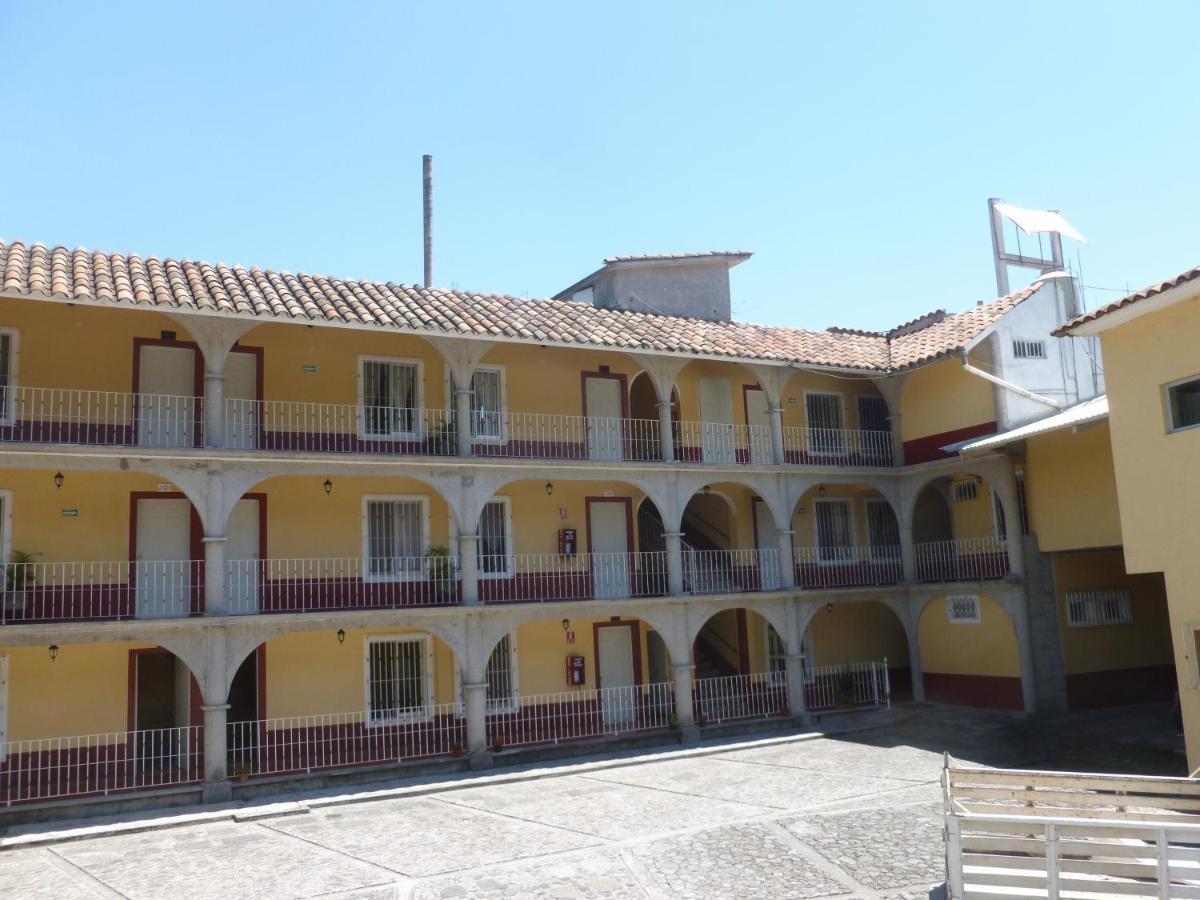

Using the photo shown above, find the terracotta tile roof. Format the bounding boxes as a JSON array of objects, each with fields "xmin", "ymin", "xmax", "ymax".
[
  {"xmin": 1057, "ymin": 264, "xmax": 1200, "ymax": 335},
  {"xmin": 0, "ymin": 238, "xmax": 1037, "ymax": 373}
]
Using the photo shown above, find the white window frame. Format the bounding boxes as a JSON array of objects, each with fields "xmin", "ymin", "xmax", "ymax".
[
  {"xmin": 1011, "ymin": 339, "xmax": 1047, "ymax": 360},
  {"xmin": 864, "ymin": 497, "xmax": 900, "ymax": 563},
  {"xmin": 804, "ymin": 390, "xmax": 847, "ymax": 456},
  {"xmin": 477, "ymin": 497, "xmax": 514, "ymax": 580},
  {"xmin": 1066, "ymin": 589, "xmax": 1133, "ymax": 628},
  {"xmin": 446, "ymin": 365, "xmax": 507, "ymax": 444},
  {"xmin": 361, "ymin": 495, "xmax": 431, "ymax": 583},
  {"xmin": 947, "ymin": 594, "xmax": 981, "ymax": 624},
  {"xmin": 0, "ymin": 654, "xmax": 7, "ymax": 760},
  {"xmin": 362, "ymin": 633, "xmax": 434, "ymax": 725},
  {"xmin": 357, "ymin": 355, "xmax": 425, "ymax": 440},
  {"xmin": 1163, "ymin": 373, "xmax": 1200, "ymax": 434},
  {"xmin": 0, "ymin": 328, "xmax": 20, "ymax": 426},
  {"xmin": 813, "ymin": 497, "xmax": 856, "ymax": 566}
]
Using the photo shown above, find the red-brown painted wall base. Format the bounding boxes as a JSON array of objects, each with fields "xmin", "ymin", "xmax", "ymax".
[
  {"xmin": 922, "ymin": 672, "xmax": 1024, "ymax": 710},
  {"xmin": 903, "ymin": 422, "xmax": 997, "ymax": 465},
  {"xmin": 1066, "ymin": 665, "xmax": 1177, "ymax": 711}
]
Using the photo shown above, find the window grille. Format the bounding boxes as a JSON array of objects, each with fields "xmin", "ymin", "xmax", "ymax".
[
  {"xmin": 866, "ymin": 499, "xmax": 900, "ymax": 559},
  {"xmin": 1012, "ymin": 339, "xmax": 1047, "ymax": 359},
  {"xmin": 365, "ymin": 499, "xmax": 425, "ymax": 579},
  {"xmin": 361, "ymin": 359, "xmax": 418, "ymax": 435},
  {"xmin": 952, "ymin": 480, "xmax": 979, "ymax": 503},
  {"xmin": 366, "ymin": 636, "xmax": 429, "ymax": 723},
  {"xmin": 947, "ymin": 595, "xmax": 981, "ymax": 623},
  {"xmin": 814, "ymin": 500, "xmax": 853, "ymax": 562},
  {"xmin": 485, "ymin": 633, "xmax": 518, "ymax": 711},
  {"xmin": 1066, "ymin": 589, "xmax": 1133, "ymax": 627},
  {"xmin": 478, "ymin": 499, "xmax": 511, "ymax": 576}
]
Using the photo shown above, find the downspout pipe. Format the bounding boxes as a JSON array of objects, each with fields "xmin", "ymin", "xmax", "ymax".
[{"xmin": 960, "ymin": 353, "xmax": 1064, "ymax": 410}]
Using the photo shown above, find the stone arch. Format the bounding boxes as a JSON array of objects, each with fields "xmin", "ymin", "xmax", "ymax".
[
  {"xmin": 902, "ymin": 466, "xmax": 1002, "ymax": 532},
  {"xmin": 805, "ymin": 596, "xmax": 914, "ymax": 699},
  {"xmin": 675, "ymin": 473, "xmax": 788, "ymax": 535}
]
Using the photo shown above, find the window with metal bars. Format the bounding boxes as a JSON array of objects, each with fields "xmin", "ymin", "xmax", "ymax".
[
  {"xmin": 1066, "ymin": 590, "xmax": 1132, "ymax": 627},
  {"xmin": 0, "ymin": 332, "xmax": 13, "ymax": 421},
  {"xmin": 477, "ymin": 499, "xmax": 511, "ymax": 576},
  {"xmin": 947, "ymin": 595, "xmax": 981, "ymax": 623},
  {"xmin": 485, "ymin": 633, "xmax": 518, "ymax": 711},
  {"xmin": 364, "ymin": 498, "xmax": 426, "ymax": 580},
  {"xmin": 361, "ymin": 358, "xmax": 419, "ymax": 436},
  {"xmin": 992, "ymin": 490, "xmax": 1008, "ymax": 544},
  {"xmin": 1166, "ymin": 376, "xmax": 1200, "ymax": 432},
  {"xmin": 1012, "ymin": 339, "xmax": 1047, "ymax": 360},
  {"xmin": 806, "ymin": 392, "xmax": 846, "ymax": 455},
  {"xmin": 814, "ymin": 499, "xmax": 853, "ymax": 563},
  {"xmin": 952, "ymin": 480, "xmax": 979, "ymax": 503},
  {"xmin": 449, "ymin": 368, "xmax": 506, "ymax": 440},
  {"xmin": 365, "ymin": 635, "xmax": 430, "ymax": 723}
]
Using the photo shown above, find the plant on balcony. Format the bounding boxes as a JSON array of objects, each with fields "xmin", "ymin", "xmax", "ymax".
[
  {"xmin": 5, "ymin": 549, "xmax": 38, "ymax": 605},
  {"xmin": 430, "ymin": 419, "xmax": 457, "ymax": 455},
  {"xmin": 426, "ymin": 547, "xmax": 457, "ymax": 601}
]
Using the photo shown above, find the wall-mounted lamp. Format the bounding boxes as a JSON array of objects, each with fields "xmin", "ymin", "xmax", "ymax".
[
  {"xmin": 825, "ymin": 602, "xmax": 834, "ymax": 614},
  {"xmin": 702, "ymin": 484, "xmax": 711, "ymax": 496},
  {"xmin": 323, "ymin": 478, "xmax": 333, "ymax": 496},
  {"xmin": 53, "ymin": 471, "xmax": 64, "ymax": 490},
  {"xmin": 48, "ymin": 644, "xmax": 59, "ymax": 661},
  {"xmin": 544, "ymin": 481, "xmax": 554, "ymax": 496},
  {"xmin": 817, "ymin": 485, "xmax": 826, "ymax": 498},
  {"xmin": 561, "ymin": 618, "xmax": 570, "ymax": 632},
  {"xmin": 336, "ymin": 628, "xmax": 346, "ymax": 644}
]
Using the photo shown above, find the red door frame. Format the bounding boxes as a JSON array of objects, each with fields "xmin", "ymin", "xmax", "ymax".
[
  {"xmin": 581, "ymin": 370, "xmax": 631, "ymax": 457},
  {"xmin": 584, "ymin": 496, "xmax": 635, "ymax": 556},
  {"xmin": 131, "ymin": 338, "xmax": 264, "ymax": 400},
  {"xmin": 592, "ymin": 619, "xmax": 644, "ymax": 689}
]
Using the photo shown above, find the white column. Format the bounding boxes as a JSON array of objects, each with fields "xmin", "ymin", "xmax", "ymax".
[
  {"xmin": 204, "ymin": 371, "xmax": 225, "ymax": 449},
  {"xmin": 455, "ymin": 387, "xmax": 473, "ymax": 457},
  {"xmin": 1012, "ymin": 601, "xmax": 1038, "ymax": 714},
  {"xmin": 783, "ymin": 653, "xmax": 809, "ymax": 721},
  {"xmin": 776, "ymin": 529, "xmax": 796, "ymax": 589},
  {"xmin": 900, "ymin": 515, "xmax": 917, "ymax": 584},
  {"xmin": 671, "ymin": 662, "xmax": 697, "ymax": 740},
  {"xmin": 769, "ymin": 405, "xmax": 786, "ymax": 465},
  {"xmin": 994, "ymin": 468, "xmax": 1025, "ymax": 579},
  {"xmin": 201, "ymin": 702, "xmax": 231, "ymax": 801},
  {"xmin": 459, "ymin": 532, "xmax": 480, "ymax": 605},
  {"xmin": 463, "ymin": 679, "xmax": 488, "ymax": 754},
  {"xmin": 906, "ymin": 622, "xmax": 925, "ymax": 702},
  {"xmin": 656, "ymin": 399, "xmax": 675, "ymax": 462},
  {"xmin": 664, "ymin": 531, "xmax": 685, "ymax": 595},
  {"xmin": 203, "ymin": 535, "xmax": 227, "ymax": 616}
]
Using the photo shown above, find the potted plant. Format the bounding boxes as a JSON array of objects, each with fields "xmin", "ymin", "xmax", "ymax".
[
  {"xmin": 5, "ymin": 550, "xmax": 38, "ymax": 611},
  {"xmin": 450, "ymin": 741, "xmax": 464, "ymax": 758},
  {"xmin": 426, "ymin": 547, "xmax": 457, "ymax": 601},
  {"xmin": 430, "ymin": 419, "xmax": 458, "ymax": 455},
  {"xmin": 233, "ymin": 762, "xmax": 251, "ymax": 784},
  {"xmin": 492, "ymin": 731, "xmax": 506, "ymax": 752}
]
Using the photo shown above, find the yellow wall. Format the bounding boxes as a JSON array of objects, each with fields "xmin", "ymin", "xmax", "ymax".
[
  {"xmin": 1052, "ymin": 550, "xmax": 1172, "ymax": 676},
  {"xmin": 808, "ymin": 601, "xmax": 909, "ymax": 667},
  {"xmin": 515, "ymin": 616, "xmax": 655, "ymax": 694},
  {"xmin": 2, "ymin": 641, "xmax": 157, "ymax": 740},
  {"xmin": 899, "ymin": 358, "xmax": 995, "ymax": 442},
  {"xmin": 1024, "ymin": 423, "xmax": 1122, "ymax": 552},
  {"xmin": 918, "ymin": 595, "xmax": 1019, "ymax": 677},
  {"xmin": 265, "ymin": 627, "xmax": 458, "ymax": 716}
]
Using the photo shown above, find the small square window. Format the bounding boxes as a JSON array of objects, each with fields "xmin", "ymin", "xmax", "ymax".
[
  {"xmin": 952, "ymin": 480, "xmax": 979, "ymax": 503},
  {"xmin": 947, "ymin": 595, "xmax": 980, "ymax": 624},
  {"xmin": 1166, "ymin": 377, "xmax": 1200, "ymax": 432},
  {"xmin": 1012, "ymin": 339, "xmax": 1047, "ymax": 360}
]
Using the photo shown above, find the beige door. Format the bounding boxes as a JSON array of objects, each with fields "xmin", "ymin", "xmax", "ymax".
[
  {"xmin": 585, "ymin": 376, "xmax": 623, "ymax": 461},
  {"xmin": 224, "ymin": 351, "xmax": 258, "ymax": 450},
  {"xmin": 597, "ymin": 624, "xmax": 636, "ymax": 725},
  {"xmin": 699, "ymin": 377, "xmax": 734, "ymax": 463},
  {"xmin": 225, "ymin": 499, "xmax": 261, "ymax": 614},
  {"xmin": 754, "ymin": 500, "xmax": 781, "ymax": 590},
  {"xmin": 588, "ymin": 500, "xmax": 630, "ymax": 599},
  {"xmin": 136, "ymin": 499, "xmax": 191, "ymax": 619},
  {"xmin": 745, "ymin": 387, "xmax": 772, "ymax": 464},
  {"xmin": 138, "ymin": 346, "xmax": 196, "ymax": 447}
]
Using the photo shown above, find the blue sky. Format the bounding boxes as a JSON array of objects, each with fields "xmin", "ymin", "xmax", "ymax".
[{"xmin": 1, "ymin": 1, "xmax": 1196, "ymax": 331}]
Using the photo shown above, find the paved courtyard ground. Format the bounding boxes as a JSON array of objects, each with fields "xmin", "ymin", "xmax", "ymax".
[{"xmin": 0, "ymin": 703, "xmax": 1184, "ymax": 899}]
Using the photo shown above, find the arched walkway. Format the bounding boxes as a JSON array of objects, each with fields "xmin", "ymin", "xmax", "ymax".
[
  {"xmin": 790, "ymin": 484, "xmax": 903, "ymax": 588},
  {"xmin": 915, "ymin": 593, "xmax": 1024, "ymax": 710},
  {"xmin": 805, "ymin": 599, "xmax": 912, "ymax": 702}
]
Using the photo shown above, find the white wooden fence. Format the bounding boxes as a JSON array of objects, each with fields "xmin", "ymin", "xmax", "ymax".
[{"xmin": 944, "ymin": 756, "xmax": 1200, "ymax": 898}]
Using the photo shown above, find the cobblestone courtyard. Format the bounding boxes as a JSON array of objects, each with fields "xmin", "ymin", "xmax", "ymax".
[{"xmin": 0, "ymin": 704, "xmax": 1183, "ymax": 899}]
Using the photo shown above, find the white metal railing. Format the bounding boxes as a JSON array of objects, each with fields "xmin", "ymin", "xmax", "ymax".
[
  {"xmin": 224, "ymin": 557, "xmax": 461, "ymax": 614},
  {"xmin": 781, "ymin": 426, "xmax": 893, "ymax": 466},
  {"xmin": 0, "ymin": 386, "xmax": 202, "ymax": 448},
  {"xmin": 225, "ymin": 400, "xmax": 455, "ymax": 455},
  {"xmin": 479, "ymin": 552, "xmax": 668, "ymax": 604},
  {"xmin": 693, "ymin": 672, "xmax": 790, "ymax": 724},
  {"xmin": 682, "ymin": 548, "xmax": 780, "ymax": 595},
  {"xmin": 467, "ymin": 412, "xmax": 662, "ymax": 461},
  {"xmin": 792, "ymin": 545, "xmax": 903, "ymax": 588},
  {"xmin": 485, "ymin": 683, "xmax": 674, "ymax": 749},
  {"xmin": 673, "ymin": 420, "xmax": 772, "ymax": 465},
  {"xmin": 803, "ymin": 661, "xmax": 890, "ymax": 711},
  {"xmin": 914, "ymin": 537, "xmax": 1008, "ymax": 582},
  {"xmin": 0, "ymin": 559, "xmax": 202, "ymax": 623},
  {"xmin": 226, "ymin": 704, "xmax": 465, "ymax": 778},
  {"xmin": 0, "ymin": 725, "xmax": 203, "ymax": 805}
]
